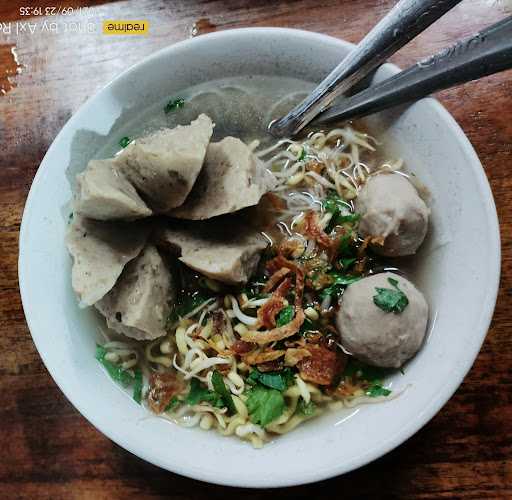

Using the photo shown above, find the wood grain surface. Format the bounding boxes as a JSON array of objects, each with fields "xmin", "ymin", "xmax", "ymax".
[{"xmin": 1, "ymin": 0, "xmax": 511, "ymax": 498}]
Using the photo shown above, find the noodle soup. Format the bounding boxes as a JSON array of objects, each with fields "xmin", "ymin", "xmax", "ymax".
[{"xmin": 67, "ymin": 76, "xmax": 430, "ymax": 448}]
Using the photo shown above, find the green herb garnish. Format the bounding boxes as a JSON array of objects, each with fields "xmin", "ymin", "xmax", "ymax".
[
  {"xmin": 343, "ymin": 359, "xmax": 393, "ymax": 398},
  {"xmin": 324, "ymin": 214, "xmax": 338, "ymax": 235},
  {"xmin": 247, "ymin": 368, "xmax": 295, "ymax": 391},
  {"xmin": 338, "ymin": 232, "xmax": 356, "ymax": 257},
  {"xmin": 323, "ymin": 192, "xmax": 360, "ymax": 233},
  {"xmin": 164, "ymin": 97, "xmax": 185, "ymax": 114},
  {"xmin": 95, "ymin": 345, "xmax": 134, "ymax": 387},
  {"xmin": 119, "ymin": 136, "xmax": 132, "ymax": 148},
  {"xmin": 320, "ymin": 272, "xmax": 361, "ymax": 299},
  {"xmin": 322, "ymin": 191, "xmax": 347, "ymax": 214},
  {"xmin": 337, "ymin": 213, "xmax": 361, "ymax": 224},
  {"xmin": 366, "ymin": 384, "xmax": 391, "ymax": 398},
  {"xmin": 297, "ymin": 399, "xmax": 316, "ymax": 416},
  {"xmin": 168, "ymin": 291, "xmax": 211, "ymax": 325},
  {"xmin": 323, "ymin": 193, "xmax": 344, "ymax": 233},
  {"xmin": 343, "ymin": 357, "xmax": 396, "ymax": 398},
  {"xmin": 373, "ymin": 277, "xmax": 409, "ymax": 313},
  {"xmin": 326, "ymin": 212, "xmax": 361, "ymax": 234},
  {"xmin": 165, "ymin": 396, "xmax": 180, "ymax": 412},
  {"xmin": 276, "ymin": 305, "xmax": 295, "ymax": 327},
  {"xmin": 246, "ymin": 384, "xmax": 285, "ymax": 427},
  {"xmin": 211, "ymin": 370, "xmax": 236, "ymax": 414},
  {"xmin": 331, "ymin": 273, "xmax": 361, "ymax": 287},
  {"xmin": 297, "ymin": 148, "xmax": 307, "ymax": 161},
  {"xmin": 339, "ymin": 257, "xmax": 357, "ymax": 270},
  {"xmin": 343, "ymin": 358, "xmax": 394, "ymax": 382},
  {"xmin": 185, "ymin": 378, "xmax": 224, "ymax": 408},
  {"xmin": 132, "ymin": 368, "xmax": 143, "ymax": 404}
]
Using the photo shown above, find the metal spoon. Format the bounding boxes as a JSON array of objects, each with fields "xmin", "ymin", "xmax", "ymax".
[
  {"xmin": 313, "ymin": 16, "xmax": 512, "ymax": 125},
  {"xmin": 268, "ymin": 0, "xmax": 463, "ymax": 138}
]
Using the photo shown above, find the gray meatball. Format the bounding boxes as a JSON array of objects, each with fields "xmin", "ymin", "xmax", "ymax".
[
  {"xmin": 336, "ymin": 272, "xmax": 428, "ymax": 368},
  {"xmin": 355, "ymin": 173, "xmax": 429, "ymax": 257}
]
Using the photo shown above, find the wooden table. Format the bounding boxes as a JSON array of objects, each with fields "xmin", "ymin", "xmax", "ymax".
[{"xmin": 1, "ymin": 1, "xmax": 511, "ymax": 498}]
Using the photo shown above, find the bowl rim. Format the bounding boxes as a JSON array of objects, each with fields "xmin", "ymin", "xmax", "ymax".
[{"xmin": 18, "ymin": 27, "xmax": 501, "ymax": 488}]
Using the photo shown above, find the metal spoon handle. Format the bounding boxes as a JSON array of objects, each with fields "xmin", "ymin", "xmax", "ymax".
[
  {"xmin": 268, "ymin": 0, "xmax": 463, "ymax": 138},
  {"xmin": 314, "ymin": 16, "xmax": 512, "ymax": 125}
]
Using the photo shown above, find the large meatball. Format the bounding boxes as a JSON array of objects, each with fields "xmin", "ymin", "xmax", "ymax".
[
  {"xmin": 355, "ymin": 173, "xmax": 429, "ymax": 257},
  {"xmin": 336, "ymin": 272, "xmax": 428, "ymax": 368}
]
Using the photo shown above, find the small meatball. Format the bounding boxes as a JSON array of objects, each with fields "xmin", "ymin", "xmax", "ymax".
[
  {"xmin": 356, "ymin": 173, "xmax": 429, "ymax": 256},
  {"xmin": 336, "ymin": 272, "xmax": 428, "ymax": 368}
]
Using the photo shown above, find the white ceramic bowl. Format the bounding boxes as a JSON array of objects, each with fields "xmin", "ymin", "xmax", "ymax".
[{"xmin": 19, "ymin": 28, "xmax": 500, "ymax": 487}]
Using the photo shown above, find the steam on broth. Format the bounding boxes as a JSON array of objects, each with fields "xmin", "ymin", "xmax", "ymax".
[{"xmin": 67, "ymin": 76, "xmax": 430, "ymax": 447}]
